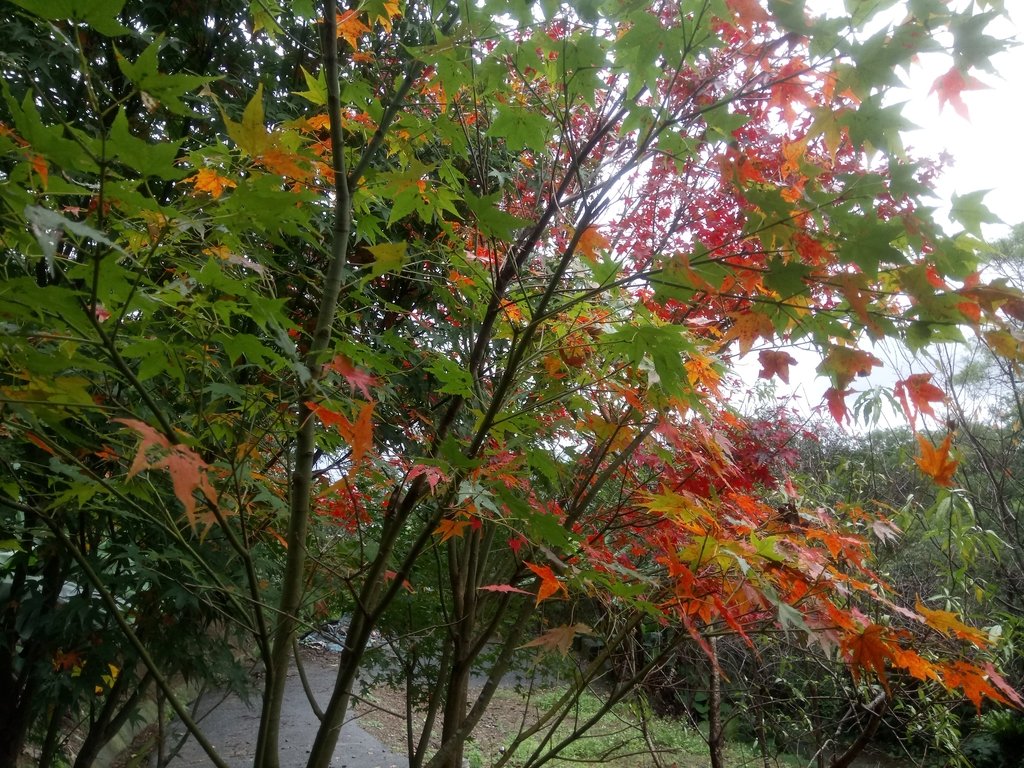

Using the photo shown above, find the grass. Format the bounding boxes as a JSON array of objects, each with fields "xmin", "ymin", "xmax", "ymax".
[{"xmin": 483, "ymin": 687, "xmax": 712, "ymax": 768}]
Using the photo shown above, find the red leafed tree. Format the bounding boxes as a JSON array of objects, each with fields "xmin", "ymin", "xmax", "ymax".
[{"xmin": 0, "ymin": 1, "xmax": 1021, "ymax": 768}]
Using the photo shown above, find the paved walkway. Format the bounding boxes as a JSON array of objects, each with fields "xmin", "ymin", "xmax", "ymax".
[{"xmin": 163, "ymin": 652, "xmax": 403, "ymax": 768}]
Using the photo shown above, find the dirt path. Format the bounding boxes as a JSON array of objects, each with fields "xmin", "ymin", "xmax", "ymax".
[{"xmin": 162, "ymin": 650, "xmax": 404, "ymax": 768}]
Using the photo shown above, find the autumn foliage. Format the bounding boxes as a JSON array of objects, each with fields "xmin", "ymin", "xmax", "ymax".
[{"xmin": 1, "ymin": 1, "xmax": 1021, "ymax": 768}]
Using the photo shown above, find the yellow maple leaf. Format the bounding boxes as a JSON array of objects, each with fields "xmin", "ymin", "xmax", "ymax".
[
  {"xmin": 370, "ymin": 0, "xmax": 401, "ymax": 33},
  {"xmin": 915, "ymin": 598, "xmax": 987, "ymax": 647},
  {"xmin": 725, "ymin": 311, "xmax": 775, "ymax": 356}
]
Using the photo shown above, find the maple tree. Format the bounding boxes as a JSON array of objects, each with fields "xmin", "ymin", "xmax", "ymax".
[{"xmin": 1, "ymin": 1, "xmax": 1022, "ymax": 768}]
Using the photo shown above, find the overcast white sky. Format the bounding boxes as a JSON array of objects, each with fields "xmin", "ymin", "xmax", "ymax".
[
  {"xmin": 898, "ymin": 10, "xmax": 1023, "ymax": 238},
  {"xmin": 752, "ymin": 8, "xmax": 1023, "ymax": 424}
]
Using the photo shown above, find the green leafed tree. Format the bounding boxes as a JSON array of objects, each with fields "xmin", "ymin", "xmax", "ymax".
[{"xmin": 1, "ymin": 2, "xmax": 1022, "ymax": 768}]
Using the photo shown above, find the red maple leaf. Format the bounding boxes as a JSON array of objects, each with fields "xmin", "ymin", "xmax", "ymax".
[
  {"xmin": 407, "ymin": 464, "xmax": 448, "ymax": 492},
  {"xmin": 823, "ymin": 387, "xmax": 850, "ymax": 425},
  {"xmin": 930, "ymin": 67, "xmax": 988, "ymax": 120},
  {"xmin": 895, "ymin": 373, "xmax": 945, "ymax": 429}
]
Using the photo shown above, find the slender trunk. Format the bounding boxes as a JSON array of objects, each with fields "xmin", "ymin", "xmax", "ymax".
[
  {"xmin": 440, "ymin": 660, "xmax": 471, "ymax": 768},
  {"xmin": 0, "ymin": 674, "xmax": 34, "ymax": 768},
  {"xmin": 254, "ymin": 2, "xmax": 352, "ymax": 764},
  {"xmin": 707, "ymin": 637, "xmax": 724, "ymax": 768},
  {"xmin": 411, "ymin": 644, "xmax": 451, "ymax": 768},
  {"xmin": 73, "ymin": 672, "xmax": 153, "ymax": 768},
  {"xmin": 754, "ymin": 685, "xmax": 772, "ymax": 768},
  {"xmin": 38, "ymin": 701, "xmax": 68, "ymax": 768},
  {"xmin": 827, "ymin": 692, "xmax": 886, "ymax": 768}
]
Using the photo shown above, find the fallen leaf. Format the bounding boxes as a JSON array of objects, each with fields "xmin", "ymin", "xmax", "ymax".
[
  {"xmin": 520, "ymin": 623, "xmax": 591, "ymax": 656},
  {"xmin": 478, "ymin": 584, "xmax": 532, "ymax": 595}
]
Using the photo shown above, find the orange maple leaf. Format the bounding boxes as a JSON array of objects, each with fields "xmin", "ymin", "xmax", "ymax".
[
  {"xmin": 307, "ymin": 401, "xmax": 375, "ymax": 464},
  {"xmin": 915, "ymin": 598, "xmax": 987, "ymax": 647},
  {"xmin": 576, "ymin": 226, "xmax": 610, "ymax": 261},
  {"xmin": 257, "ymin": 148, "xmax": 312, "ymax": 182},
  {"xmin": 895, "ymin": 373, "xmax": 945, "ymax": 429},
  {"xmin": 724, "ymin": 0, "xmax": 769, "ymax": 28},
  {"xmin": 186, "ymin": 168, "xmax": 237, "ymax": 199},
  {"xmin": 832, "ymin": 273, "xmax": 878, "ymax": 333},
  {"xmin": 30, "ymin": 154, "xmax": 48, "ymax": 188},
  {"xmin": 757, "ymin": 350, "xmax": 797, "ymax": 384},
  {"xmin": 434, "ymin": 517, "xmax": 471, "ymax": 543},
  {"xmin": 524, "ymin": 561, "xmax": 567, "ymax": 605},
  {"xmin": 914, "ymin": 432, "xmax": 958, "ymax": 487},
  {"xmin": 520, "ymin": 623, "xmax": 592, "ymax": 656},
  {"xmin": 941, "ymin": 660, "xmax": 1012, "ymax": 710},
  {"xmin": 890, "ymin": 645, "xmax": 940, "ymax": 683},
  {"xmin": 336, "ymin": 10, "xmax": 371, "ymax": 49},
  {"xmin": 116, "ymin": 418, "xmax": 219, "ymax": 530},
  {"xmin": 930, "ymin": 67, "xmax": 988, "ymax": 120},
  {"xmin": 842, "ymin": 623, "xmax": 896, "ymax": 693}
]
